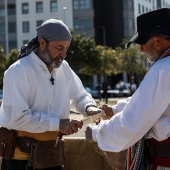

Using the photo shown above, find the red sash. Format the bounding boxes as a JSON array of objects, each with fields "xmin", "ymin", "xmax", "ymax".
[{"xmin": 148, "ymin": 138, "xmax": 170, "ymax": 170}]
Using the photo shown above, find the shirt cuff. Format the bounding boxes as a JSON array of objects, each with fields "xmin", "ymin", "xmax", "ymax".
[
  {"xmin": 112, "ymin": 105, "xmax": 119, "ymax": 114},
  {"xmin": 49, "ymin": 117, "xmax": 60, "ymax": 131},
  {"xmin": 92, "ymin": 125, "xmax": 98, "ymax": 142},
  {"xmin": 83, "ymin": 103, "xmax": 97, "ymax": 117}
]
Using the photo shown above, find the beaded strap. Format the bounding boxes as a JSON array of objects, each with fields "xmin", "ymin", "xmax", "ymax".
[{"xmin": 125, "ymin": 138, "xmax": 145, "ymax": 170}]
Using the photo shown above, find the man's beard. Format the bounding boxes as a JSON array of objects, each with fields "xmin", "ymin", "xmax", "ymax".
[
  {"xmin": 40, "ymin": 46, "xmax": 64, "ymax": 68},
  {"xmin": 147, "ymin": 56, "xmax": 155, "ymax": 64},
  {"xmin": 146, "ymin": 50, "xmax": 160, "ymax": 64}
]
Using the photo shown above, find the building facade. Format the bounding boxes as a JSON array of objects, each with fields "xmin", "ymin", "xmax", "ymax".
[
  {"xmin": 16, "ymin": 0, "xmax": 73, "ymax": 50},
  {"xmin": 0, "ymin": 0, "xmax": 73, "ymax": 54},
  {"xmin": 72, "ymin": 0, "xmax": 94, "ymax": 38},
  {"xmin": 1, "ymin": 0, "xmax": 170, "ymax": 53},
  {"xmin": 92, "ymin": 0, "xmax": 170, "ymax": 87},
  {"xmin": 0, "ymin": 0, "xmax": 170, "ymax": 89},
  {"xmin": 0, "ymin": 0, "xmax": 16, "ymax": 54}
]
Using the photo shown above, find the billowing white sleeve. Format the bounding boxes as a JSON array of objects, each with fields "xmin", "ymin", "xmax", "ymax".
[
  {"xmin": 63, "ymin": 61, "xmax": 96, "ymax": 115},
  {"xmin": 112, "ymin": 97, "xmax": 131, "ymax": 114},
  {"xmin": 92, "ymin": 68, "xmax": 170, "ymax": 152}
]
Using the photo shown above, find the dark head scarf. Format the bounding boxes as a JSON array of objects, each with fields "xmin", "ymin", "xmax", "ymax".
[{"xmin": 18, "ymin": 19, "xmax": 72, "ymax": 59}]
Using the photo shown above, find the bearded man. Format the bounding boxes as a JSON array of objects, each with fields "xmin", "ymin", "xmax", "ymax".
[
  {"xmin": 86, "ymin": 8, "xmax": 170, "ymax": 170},
  {"xmin": 0, "ymin": 19, "xmax": 101, "ymax": 170}
]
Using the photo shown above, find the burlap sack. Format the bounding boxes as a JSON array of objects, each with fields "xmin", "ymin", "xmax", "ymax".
[
  {"xmin": 93, "ymin": 143, "xmax": 127, "ymax": 170},
  {"xmin": 63, "ymin": 137, "xmax": 113, "ymax": 170}
]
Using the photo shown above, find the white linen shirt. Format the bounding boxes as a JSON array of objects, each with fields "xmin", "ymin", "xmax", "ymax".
[
  {"xmin": 92, "ymin": 56, "xmax": 170, "ymax": 152},
  {"xmin": 0, "ymin": 52, "xmax": 96, "ymax": 132}
]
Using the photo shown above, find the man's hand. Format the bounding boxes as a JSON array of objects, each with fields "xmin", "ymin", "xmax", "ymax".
[
  {"xmin": 85, "ymin": 126, "xmax": 95, "ymax": 143},
  {"xmin": 101, "ymin": 104, "xmax": 114, "ymax": 119},
  {"xmin": 59, "ymin": 118, "xmax": 82, "ymax": 135},
  {"xmin": 86, "ymin": 107, "xmax": 102, "ymax": 116}
]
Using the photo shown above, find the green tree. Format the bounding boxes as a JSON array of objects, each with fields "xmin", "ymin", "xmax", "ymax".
[
  {"xmin": 5, "ymin": 49, "xmax": 19, "ymax": 70},
  {"xmin": 66, "ymin": 34, "xmax": 101, "ymax": 75},
  {"xmin": 116, "ymin": 44, "xmax": 147, "ymax": 75},
  {"xmin": 0, "ymin": 46, "xmax": 6, "ymax": 87},
  {"xmin": 66, "ymin": 35, "xmax": 147, "ymax": 95},
  {"xmin": 114, "ymin": 43, "xmax": 147, "ymax": 85},
  {"xmin": 67, "ymin": 34, "xmax": 147, "ymax": 77},
  {"xmin": 95, "ymin": 45, "xmax": 119, "ymax": 75}
]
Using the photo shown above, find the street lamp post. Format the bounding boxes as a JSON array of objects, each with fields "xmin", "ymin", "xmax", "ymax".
[
  {"xmin": 102, "ymin": 26, "xmax": 108, "ymax": 104},
  {"xmin": 63, "ymin": 7, "xmax": 67, "ymax": 24}
]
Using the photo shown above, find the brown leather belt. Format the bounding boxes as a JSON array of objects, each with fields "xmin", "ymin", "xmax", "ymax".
[
  {"xmin": 15, "ymin": 136, "xmax": 37, "ymax": 153},
  {"xmin": 16, "ymin": 131, "xmax": 58, "ymax": 141},
  {"xmin": 13, "ymin": 131, "xmax": 59, "ymax": 160}
]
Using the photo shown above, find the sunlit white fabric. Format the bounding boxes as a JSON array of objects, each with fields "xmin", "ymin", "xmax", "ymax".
[
  {"xmin": 0, "ymin": 52, "xmax": 95, "ymax": 133},
  {"xmin": 92, "ymin": 56, "xmax": 170, "ymax": 152}
]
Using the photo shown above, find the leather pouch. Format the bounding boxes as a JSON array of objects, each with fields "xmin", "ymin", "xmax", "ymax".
[
  {"xmin": 16, "ymin": 137, "xmax": 37, "ymax": 153},
  {"xmin": 29, "ymin": 139, "xmax": 65, "ymax": 169},
  {"xmin": 0, "ymin": 127, "xmax": 17, "ymax": 159}
]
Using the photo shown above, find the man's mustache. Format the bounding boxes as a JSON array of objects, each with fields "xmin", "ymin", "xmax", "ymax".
[
  {"xmin": 51, "ymin": 56, "xmax": 64, "ymax": 63},
  {"xmin": 47, "ymin": 56, "xmax": 64, "ymax": 65}
]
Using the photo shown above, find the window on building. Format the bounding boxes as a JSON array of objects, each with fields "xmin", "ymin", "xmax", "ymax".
[
  {"xmin": 50, "ymin": 0, "xmax": 57, "ymax": 12},
  {"xmin": 8, "ymin": 22, "xmax": 16, "ymax": 33},
  {"xmin": 22, "ymin": 3, "xmax": 29, "ymax": 14},
  {"xmin": 0, "ymin": 7, "xmax": 5, "ymax": 16},
  {"xmin": 123, "ymin": 0, "xmax": 127, "ymax": 10},
  {"xmin": 138, "ymin": 4, "xmax": 141, "ymax": 14},
  {"xmin": 73, "ymin": 0, "xmax": 78, "ymax": 10},
  {"xmin": 129, "ymin": 0, "xmax": 133, "ymax": 10},
  {"xmin": 36, "ymin": 20, "xmax": 43, "ymax": 27},
  {"xmin": 163, "ymin": 0, "xmax": 165, "ymax": 7},
  {"xmin": 73, "ymin": 0, "xmax": 91, "ymax": 10},
  {"xmin": 9, "ymin": 40, "xmax": 17, "ymax": 51},
  {"xmin": 146, "ymin": 7, "xmax": 148, "ymax": 12},
  {"xmin": 36, "ymin": 2, "xmax": 43, "ymax": 13},
  {"xmin": 0, "ymin": 23, "xmax": 5, "ymax": 34},
  {"xmin": 142, "ymin": 5, "xmax": 145, "ymax": 13},
  {"xmin": 22, "ymin": 21, "xmax": 29, "ymax": 33},
  {"xmin": 129, "ymin": 18, "xmax": 134, "ymax": 31},
  {"xmin": 8, "ymin": 4, "xmax": 16, "ymax": 15},
  {"xmin": 74, "ymin": 18, "xmax": 92, "ymax": 29}
]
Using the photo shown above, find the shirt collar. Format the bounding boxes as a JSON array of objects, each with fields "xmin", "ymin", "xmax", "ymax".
[
  {"xmin": 28, "ymin": 51, "xmax": 58, "ymax": 73},
  {"xmin": 29, "ymin": 51, "xmax": 48, "ymax": 70}
]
